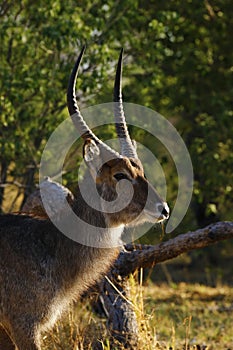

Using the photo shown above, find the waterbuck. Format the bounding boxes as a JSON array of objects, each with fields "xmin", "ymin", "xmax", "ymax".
[{"xmin": 0, "ymin": 47, "xmax": 169, "ymax": 350}]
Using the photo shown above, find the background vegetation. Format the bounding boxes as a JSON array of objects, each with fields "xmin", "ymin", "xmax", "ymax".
[
  {"xmin": 1, "ymin": 0, "xmax": 232, "ymax": 223},
  {"xmin": 0, "ymin": 0, "xmax": 233, "ymax": 347}
]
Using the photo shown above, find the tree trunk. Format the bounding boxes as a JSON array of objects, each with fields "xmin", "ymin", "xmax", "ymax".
[
  {"xmin": 0, "ymin": 161, "xmax": 8, "ymax": 212},
  {"xmin": 20, "ymin": 165, "xmax": 36, "ymax": 210},
  {"xmin": 97, "ymin": 273, "xmax": 138, "ymax": 349}
]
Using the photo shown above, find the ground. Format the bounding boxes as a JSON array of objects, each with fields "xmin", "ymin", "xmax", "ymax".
[{"xmin": 42, "ymin": 282, "xmax": 233, "ymax": 350}]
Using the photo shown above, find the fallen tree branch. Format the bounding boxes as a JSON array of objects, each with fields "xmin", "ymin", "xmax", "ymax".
[
  {"xmin": 113, "ymin": 221, "xmax": 233, "ymax": 277},
  {"xmin": 95, "ymin": 221, "xmax": 233, "ymax": 348}
]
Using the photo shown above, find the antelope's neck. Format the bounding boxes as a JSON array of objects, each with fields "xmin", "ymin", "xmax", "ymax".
[{"xmin": 67, "ymin": 188, "xmax": 124, "ymax": 248}]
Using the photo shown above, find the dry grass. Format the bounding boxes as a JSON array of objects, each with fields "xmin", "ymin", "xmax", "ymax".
[
  {"xmin": 146, "ymin": 282, "xmax": 233, "ymax": 349},
  {"xmin": 41, "ymin": 279, "xmax": 233, "ymax": 350}
]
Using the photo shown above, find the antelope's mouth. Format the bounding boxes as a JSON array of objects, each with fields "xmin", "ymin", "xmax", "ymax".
[
  {"xmin": 143, "ymin": 210, "xmax": 168, "ymax": 223},
  {"xmin": 144, "ymin": 203, "xmax": 170, "ymax": 223},
  {"xmin": 126, "ymin": 207, "xmax": 169, "ymax": 227}
]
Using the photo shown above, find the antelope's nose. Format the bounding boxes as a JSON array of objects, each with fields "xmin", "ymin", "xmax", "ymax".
[{"xmin": 157, "ymin": 202, "xmax": 170, "ymax": 219}]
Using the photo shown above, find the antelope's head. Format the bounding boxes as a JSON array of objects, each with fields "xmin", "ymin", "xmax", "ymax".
[{"xmin": 67, "ymin": 47, "xmax": 169, "ymax": 228}]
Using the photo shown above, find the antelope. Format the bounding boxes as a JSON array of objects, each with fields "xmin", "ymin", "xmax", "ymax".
[{"xmin": 0, "ymin": 47, "xmax": 169, "ymax": 350}]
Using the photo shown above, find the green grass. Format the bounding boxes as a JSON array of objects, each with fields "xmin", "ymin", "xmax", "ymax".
[
  {"xmin": 146, "ymin": 283, "xmax": 233, "ymax": 349},
  {"xmin": 41, "ymin": 282, "xmax": 233, "ymax": 349}
]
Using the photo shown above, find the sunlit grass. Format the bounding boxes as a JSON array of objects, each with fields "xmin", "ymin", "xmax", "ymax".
[
  {"xmin": 41, "ymin": 282, "xmax": 233, "ymax": 349},
  {"xmin": 146, "ymin": 282, "xmax": 233, "ymax": 349}
]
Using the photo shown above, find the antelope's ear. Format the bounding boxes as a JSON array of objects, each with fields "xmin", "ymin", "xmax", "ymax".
[
  {"xmin": 83, "ymin": 139, "xmax": 102, "ymax": 177},
  {"xmin": 83, "ymin": 139, "xmax": 100, "ymax": 162}
]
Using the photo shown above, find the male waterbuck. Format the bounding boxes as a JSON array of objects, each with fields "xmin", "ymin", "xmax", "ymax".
[{"xmin": 0, "ymin": 47, "xmax": 169, "ymax": 349}]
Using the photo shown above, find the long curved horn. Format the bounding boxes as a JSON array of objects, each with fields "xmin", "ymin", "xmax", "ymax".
[
  {"xmin": 67, "ymin": 46, "xmax": 99, "ymax": 142},
  {"xmin": 114, "ymin": 48, "xmax": 138, "ymax": 159},
  {"xmin": 67, "ymin": 46, "xmax": 120, "ymax": 159}
]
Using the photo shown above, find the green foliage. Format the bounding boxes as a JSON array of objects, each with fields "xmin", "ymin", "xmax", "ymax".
[{"xmin": 0, "ymin": 0, "xmax": 232, "ymax": 227}]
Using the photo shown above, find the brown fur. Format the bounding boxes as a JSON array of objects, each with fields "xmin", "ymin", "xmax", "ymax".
[{"xmin": 0, "ymin": 150, "xmax": 168, "ymax": 350}]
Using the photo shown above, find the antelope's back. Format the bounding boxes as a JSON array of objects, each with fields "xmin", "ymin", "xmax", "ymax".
[{"xmin": 0, "ymin": 214, "xmax": 60, "ymax": 268}]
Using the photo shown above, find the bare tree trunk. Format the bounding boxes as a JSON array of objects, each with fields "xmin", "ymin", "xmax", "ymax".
[
  {"xmin": 0, "ymin": 161, "xmax": 8, "ymax": 212},
  {"xmin": 20, "ymin": 165, "xmax": 36, "ymax": 210},
  {"xmin": 97, "ymin": 273, "xmax": 139, "ymax": 349}
]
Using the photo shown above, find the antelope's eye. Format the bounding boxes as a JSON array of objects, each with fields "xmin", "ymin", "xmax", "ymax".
[{"xmin": 113, "ymin": 173, "xmax": 129, "ymax": 181}]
